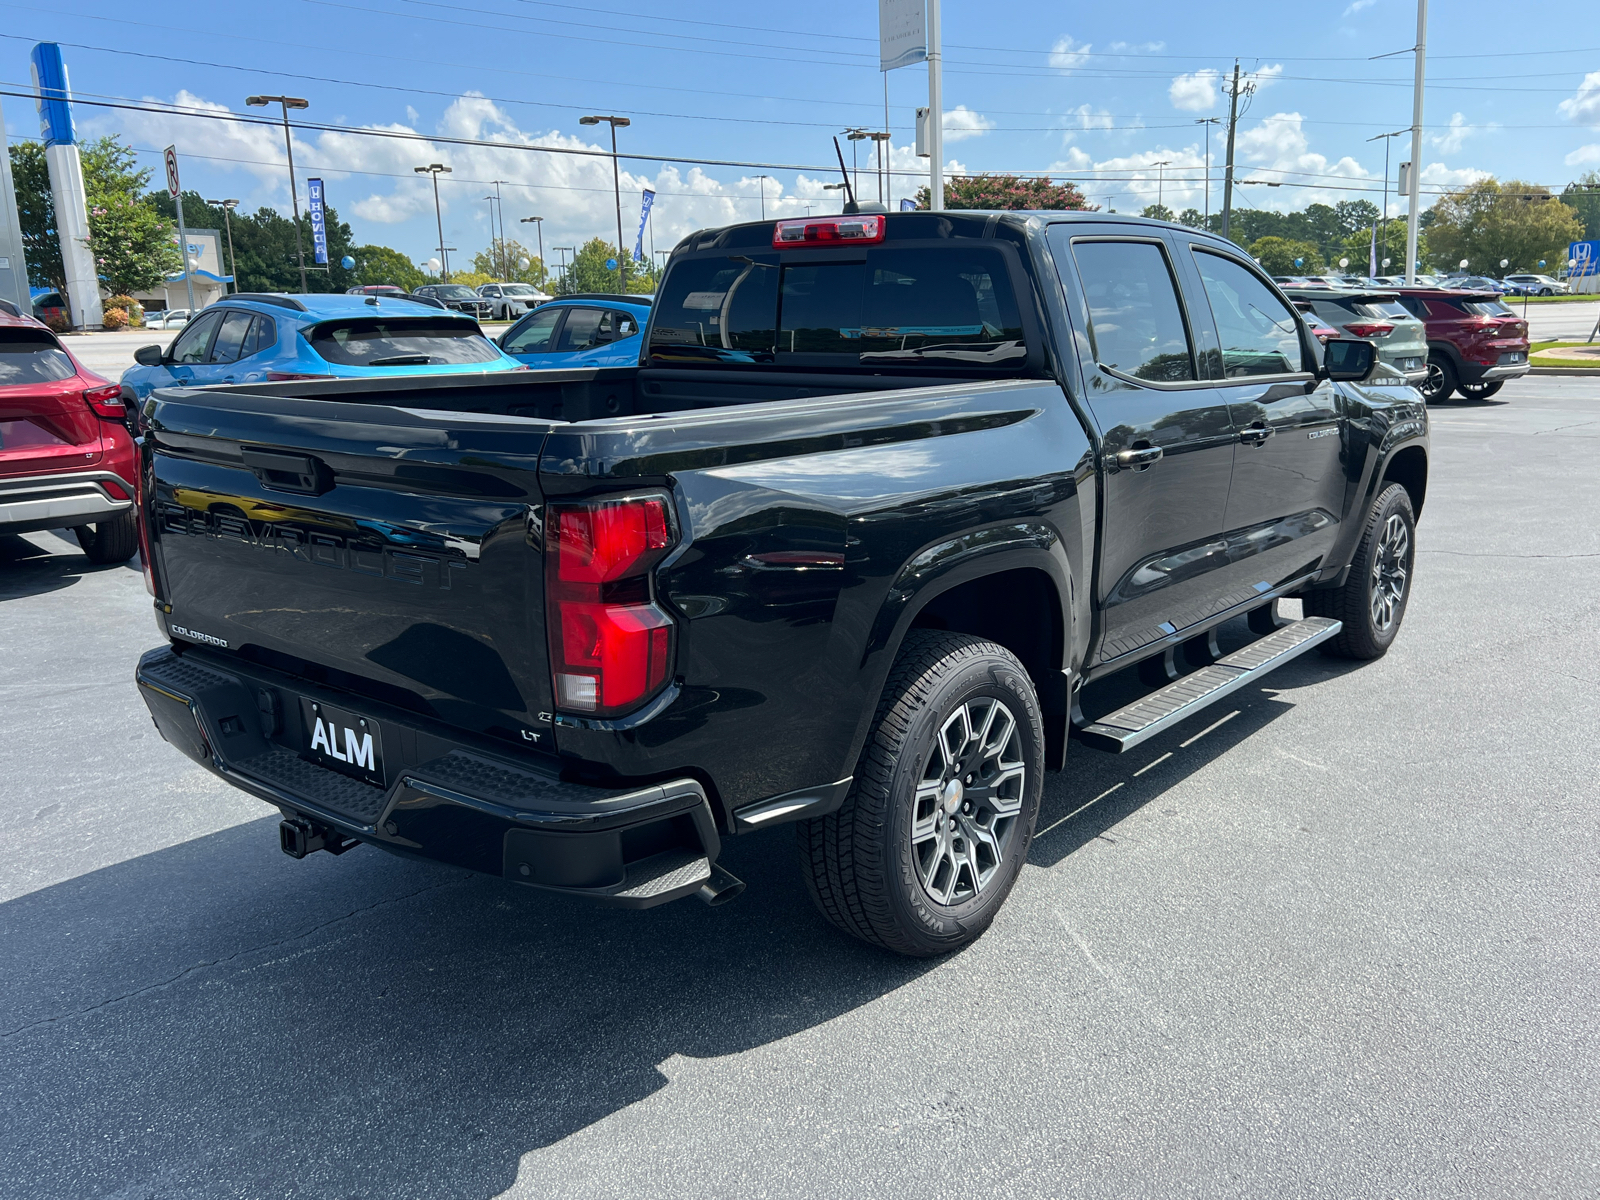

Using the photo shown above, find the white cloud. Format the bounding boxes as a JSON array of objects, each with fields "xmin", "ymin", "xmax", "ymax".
[
  {"xmin": 1343, "ymin": 0, "xmax": 1377, "ymax": 15},
  {"xmin": 1049, "ymin": 36, "xmax": 1091, "ymax": 72},
  {"xmin": 942, "ymin": 106, "xmax": 995, "ymax": 143},
  {"xmin": 1558, "ymin": 72, "xmax": 1600, "ymax": 127},
  {"xmin": 1169, "ymin": 70, "xmax": 1220, "ymax": 112},
  {"xmin": 1249, "ymin": 64, "xmax": 1284, "ymax": 90},
  {"xmin": 1566, "ymin": 143, "xmax": 1600, "ymax": 166},
  {"xmin": 1229, "ymin": 112, "xmax": 1374, "ymax": 211},
  {"xmin": 1431, "ymin": 111, "xmax": 1495, "ymax": 155},
  {"xmin": 1109, "ymin": 41, "xmax": 1166, "ymax": 53},
  {"xmin": 1419, "ymin": 162, "xmax": 1491, "ymax": 188},
  {"xmin": 1070, "ymin": 105, "xmax": 1118, "ymax": 131}
]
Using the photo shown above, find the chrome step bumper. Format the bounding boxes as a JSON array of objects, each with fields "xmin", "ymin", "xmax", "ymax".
[{"xmin": 1076, "ymin": 617, "xmax": 1342, "ymax": 752}]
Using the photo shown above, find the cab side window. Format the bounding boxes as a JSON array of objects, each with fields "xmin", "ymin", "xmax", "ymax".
[
  {"xmin": 1067, "ymin": 240, "xmax": 1195, "ymax": 383},
  {"xmin": 503, "ymin": 306, "xmax": 562, "ymax": 354},
  {"xmin": 1191, "ymin": 251, "xmax": 1307, "ymax": 378}
]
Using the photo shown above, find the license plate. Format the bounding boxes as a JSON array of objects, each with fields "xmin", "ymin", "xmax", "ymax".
[
  {"xmin": 1502, "ymin": 352, "xmax": 1524, "ymax": 364},
  {"xmin": 301, "ymin": 698, "xmax": 386, "ymax": 786}
]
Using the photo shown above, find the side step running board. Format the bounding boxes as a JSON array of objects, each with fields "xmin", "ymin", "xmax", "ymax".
[{"xmin": 1076, "ymin": 616, "xmax": 1342, "ymax": 753}]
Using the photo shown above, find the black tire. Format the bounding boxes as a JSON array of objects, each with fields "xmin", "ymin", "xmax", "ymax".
[
  {"xmin": 797, "ymin": 631, "xmax": 1044, "ymax": 957},
  {"xmin": 1420, "ymin": 353, "xmax": 1457, "ymax": 402},
  {"xmin": 74, "ymin": 509, "xmax": 140, "ymax": 564},
  {"xmin": 1539, "ymin": 288, "xmax": 1552, "ymax": 296},
  {"xmin": 1456, "ymin": 379, "xmax": 1503, "ymax": 400},
  {"xmin": 1306, "ymin": 482, "xmax": 1416, "ymax": 660}
]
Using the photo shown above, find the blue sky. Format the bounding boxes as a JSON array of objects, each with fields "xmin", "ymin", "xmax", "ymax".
[{"xmin": 2, "ymin": 0, "xmax": 1597, "ymax": 272}]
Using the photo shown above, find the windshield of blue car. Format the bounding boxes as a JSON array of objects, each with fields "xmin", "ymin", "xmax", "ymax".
[
  {"xmin": 307, "ymin": 318, "xmax": 503, "ymax": 366},
  {"xmin": 649, "ymin": 248, "xmax": 1025, "ymax": 367},
  {"xmin": 0, "ymin": 331, "xmax": 77, "ymax": 384}
]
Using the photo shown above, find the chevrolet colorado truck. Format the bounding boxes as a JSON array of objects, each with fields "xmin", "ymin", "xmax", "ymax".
[{"xmin": 134, "ymin": 211, "xmax": 1428, "ymax": 956}]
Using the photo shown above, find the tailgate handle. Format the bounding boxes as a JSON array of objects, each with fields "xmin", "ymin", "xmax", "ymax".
[{"xmin": 241, "ymin": 447, "xmax": 331, "ymax": 496}]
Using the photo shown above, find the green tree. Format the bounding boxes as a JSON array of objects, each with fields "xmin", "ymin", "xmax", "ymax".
[
  {"xmin": 152, "ymin": 191, "xmax": 360, "ymax": 293},
  {"xmin": 349, "ymin": 244, "xmax": 424, "ymax": 292},
  {"xmin": 1249, "ymin": 236, "xmax": 1324, "ymax": 275},
  {"xmin": 8, "ymin": 135, "xmax": 180, "ymax": 294},
  {"xmin": 1561, "ymin": 170, "xmax": 1600, "ymax": 241},
  {"xmin": 1338, "ymin": 217, "xmax": 1428, "ymax": 274},
  {"xmin": 912, "ymin": 174, "xmax": 1095, "ymax": 211},
  {"xmin": 1176, "ymin": 208, "xmax": 1206, "ymax": 228},
  {"xmin": 558, "ymin": 238, "xmax": 654, "ymax": 295},
  {"xmin": 1425, "ymin": 178, "xmax": 1585, "ymax": 274},
  {"xmin": 1140, "ymin": 203, "xmax": 1175, "ymax": 223},
  {"xmin": 470, "ymin": 239, "xmax": 549, "ymax": 288}
]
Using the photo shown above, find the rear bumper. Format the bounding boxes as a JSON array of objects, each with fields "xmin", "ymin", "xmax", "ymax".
[
  {"xmin": 0, "ymin": 470, "xmax": 134, "ymax": 535},
  {"xmin": 135, "ymin": 645, "xmax": 725, "ymax": 908},
  {"xmin": 1471, "ymin": 362, "xmax": 1531, "ymax": 383}
]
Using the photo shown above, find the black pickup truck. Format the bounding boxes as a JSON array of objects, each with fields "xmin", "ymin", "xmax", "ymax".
[{"xmin": 134, "ymin": 211, "xmax": 1428, "ymax": 956}]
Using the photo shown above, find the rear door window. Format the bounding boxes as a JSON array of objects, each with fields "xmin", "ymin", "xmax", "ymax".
[
  {"xmin": 0, "ymin": 330, "xmax": 76, "ymax": 384},
  {"xmin": 208, "ymin": 311, "xmax": 255, "ymax": 363},
  {"xmin": 1191, "ymin": 251, "xmax": 1307, "ymax": 378},
  {"xmin": 241, "ymin": 315, "xmax": 276, "ymax": 358},
  {"xmin": 1066, "ymin": 240, "xmax": 1195, "ymax": 383},
  {"xmin": 308, "ymin": 318, "xmax": 503, "ymax": 366},
  {"xmin": 555, "ymin": 307, "xmax": 609, "ymax": 352}
]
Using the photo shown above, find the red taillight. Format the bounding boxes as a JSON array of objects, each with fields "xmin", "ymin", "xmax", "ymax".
[
  {"xmin": 772, "ymin": 214, "xmax": 885, "ymax": 247},
  {"xmin": 1344, "ymin": 322, "xmax": 1394, "ymax": 339},
  {"xmin": 265, "ymin": 371, "xmax": 336, "ymax": 382},
  {"xmin": 546, "ymin": 496, "xmax": 675, "ymax": 716},
  {"xmin": 83, "ymin": 383, "xmax": 125, "ymax": 419}
]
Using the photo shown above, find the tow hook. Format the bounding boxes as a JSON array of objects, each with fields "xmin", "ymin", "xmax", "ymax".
[{"xmin": 279, "ymin": 816, "xmax": 360, "ymax": 860}]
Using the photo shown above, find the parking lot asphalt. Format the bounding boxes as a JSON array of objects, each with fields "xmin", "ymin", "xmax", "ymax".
[{"xmin": 2, "ymin": 376, "xmax": 1597, "ymax": 1199}]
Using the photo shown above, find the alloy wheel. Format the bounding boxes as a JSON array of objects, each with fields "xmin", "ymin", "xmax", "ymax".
[
  {"xmin": 911, "ymin": 697, "xmax": 1027, "ymax": 907},
  {"xmin": 1422, "ymin": 361, "xmax": 1447, "ymax": 401},
  {"xmin": 1369, "ymin": 513, "xmax": 1410, "ymax": 632}
]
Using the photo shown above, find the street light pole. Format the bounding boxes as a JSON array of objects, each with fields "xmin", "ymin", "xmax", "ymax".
[
  {"xmin": 1367, "ymin": 129, "xmax": 1407, "ymax": 276},
  {"xmin": 756, "ymin": 174, "xmax": 771, "ymax": 220},
  {"xmin": 414, "ymin": 163, "xmax": 452, "ymax": 281},
  {"xmin": 554, "ymin": 246, "xmax": 573, "ymax": 295},
  {"xmin": 207, "ymin": 198, "xmax": 241, "ymax": 293},
  {"xmin": 1194, "ymin": 119, "xmax": 1219, "ymax": 224},
  {"xmin": 927, "ymin": 0, "xmax": 943, "ymax": 211},
  {"xmin": 483, "ymin": 193, "xmax": 500, "ymax": 277},
  {"xmin": 520, "ymin": 216, "xmax": 545, "ymax": 285},
  {"xmin": 1152, "ymin": 161, "xmax": 1172, "ymax": 212},
  {"xmin": 580, "ymin": 115, "xmax": 631, "ymax": 292},
  {"xmin": 1404, "ymin": 0, "xmax": 1428, "ymax": 285},
  {"xmin": 245, "ymin": 95, "xmax": 310, "ymax": 292}
]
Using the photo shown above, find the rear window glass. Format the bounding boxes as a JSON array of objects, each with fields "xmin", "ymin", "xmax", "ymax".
[
  {"xmin": 308, "ymin": 319, "xmax": 502, "ymax": 366},
  {"xmin": 1355, "ymin": 300, "xmax": 1410, "ymax": 320},
  {"xmin": 1459, "ymin": 298, "xmax": 1513, "ymax": 316},
  {"xmin": 0, "ymin": 332, "xmax": 76, "ymax": 384},
  {"xmin": 650, "ymin": 247, "xmax": 1025, "ymax": 367}
]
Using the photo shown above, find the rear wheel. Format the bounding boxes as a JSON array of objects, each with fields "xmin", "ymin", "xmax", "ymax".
[
  {"xmin": 1420, "ymin": 353, "xmax": 1457, "ymax": 402},
  {"xmin": 797, "ymin": 631, "xmax": 1043, "ymax": 957},
  {"xmin": 1539, "ymin": 287, "xmax": 1553, "ymax": 296},
  {"xmin": 1306, "ymin": 482, "xmax": 1415, "ymax": 660},
  {"xmin": 1456, "ymin": 379, "xmax": 1503, "ymax": 400},
  {"xmin": 74, "ymin": 509, "xmax": 140, "ymax": 565}
]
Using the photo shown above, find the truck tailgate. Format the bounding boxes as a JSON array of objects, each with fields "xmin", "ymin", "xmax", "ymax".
[{"xmin": 146, "ymin": 388, "xmax": 557, "ymax": 751}]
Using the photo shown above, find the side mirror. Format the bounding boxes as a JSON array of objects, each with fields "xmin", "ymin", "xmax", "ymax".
[
  {"xmin": 1322, "ymin": 339, "xmax": 1376, "ymax": 383},
  {"xmin": 133, "ymin": 344, "xmax": 164, "ymax": 367}
]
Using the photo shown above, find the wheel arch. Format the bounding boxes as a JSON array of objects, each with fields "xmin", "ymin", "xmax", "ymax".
[{"xmin": 1381, "ymin": 444, "xmax": 1428, "ymax": 518}]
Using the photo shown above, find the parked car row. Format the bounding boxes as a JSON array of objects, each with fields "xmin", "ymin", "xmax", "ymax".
[{"xmin": 1273, "ymin": 271, "xmax": 1569, "ymax": 297}]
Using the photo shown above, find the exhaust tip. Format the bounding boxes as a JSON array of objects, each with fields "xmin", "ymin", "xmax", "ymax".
[{"xmin": 696, "ymin": 864, "xmax": 746, "ymax": 907}]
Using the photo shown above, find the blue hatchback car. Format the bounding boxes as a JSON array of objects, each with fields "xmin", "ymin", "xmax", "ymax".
[
  {"xmin": 120, "ymin": 293, "xmax": 525, "ymax": 401},
  {"xmin": 496, "ymin": 294, "xmax": 651, "ymax": 368}
]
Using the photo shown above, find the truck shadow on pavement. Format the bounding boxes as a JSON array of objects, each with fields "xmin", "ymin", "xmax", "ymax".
[
  {"xmin": 0, "ymin": 808, "xmax": 934, "ymax": 1199},
  {"xmin": 0, "ymin": 533, "xmax": 141, "ymax": 601}
]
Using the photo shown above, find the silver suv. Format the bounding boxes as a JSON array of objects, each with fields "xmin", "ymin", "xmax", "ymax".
[
  {"xmin": 476, "ymin": 283, "xmax": 550, "ymax": 321},
  {"xmin": 1283, "ymin": 288, "xmax": 1429, "ymax": 386}
]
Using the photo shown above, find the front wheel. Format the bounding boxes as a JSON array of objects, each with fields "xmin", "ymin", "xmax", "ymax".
[
  {"xmin": 1456, "ymin": 379, "xmax": 1503, "ymax": 400},
  {"xmin": 1539, "ymin": 288, "xmax": 1552, "ymax": 296},
  {"xmin": 1420, "ymin": 353, "xmax": 1457, "ymax": 402},
  {"xmin": 1306, "ymin": 482, "xmax": 1416, "ymax": 660},
  {"xmin": 797, "ymin": 631, "xmax": 1044, "ymax": 957}
]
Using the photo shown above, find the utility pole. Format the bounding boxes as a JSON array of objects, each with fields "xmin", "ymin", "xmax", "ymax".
[
  {"xmin": 1404, "ymin": 0, "xmax": 1427, "ymax": 284},
  {"xmin": 927, "ymin": 0, "xmax": 944, "ymax": 211},
  {"xmin": 207, "ymin": 199, "xmax": 240, "ymax": 293},
  {"xmin": 1220, "ymin": 61, "xmax": 1253, "ymax": 242}
]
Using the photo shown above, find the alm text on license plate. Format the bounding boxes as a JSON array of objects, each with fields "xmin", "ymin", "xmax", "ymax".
[{"xmin": 301, "ymin": 698, "xmax": 386, "ymax": 786}]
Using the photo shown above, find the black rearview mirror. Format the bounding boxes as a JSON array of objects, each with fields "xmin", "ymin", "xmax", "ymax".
[
  {"xmin": 133, "ymin": 345, "xmax": 164, "ymax": 367},
  {"xmin": 1323, "ymin": 339, "xmax": 1376, "ymax": 383}
]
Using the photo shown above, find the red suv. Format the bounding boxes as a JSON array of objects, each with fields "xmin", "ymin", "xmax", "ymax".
[
  {"xmin": 1392, "ymin": 289, "xmax": 1530, "ymax": 401},
  {"xmin": 0, "ymin": 301, "xmax": 141, "ymax": 563}
]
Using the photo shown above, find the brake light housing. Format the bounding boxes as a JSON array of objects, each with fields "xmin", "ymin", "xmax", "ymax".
[
  {"xmin": 83, "ymin": 382, "xmax": 125, "ymax": 420},
  {"xmin": 772, "ymin": 214, "xmax": 885, "ymax": 247},
  {"xmin": 1344, "ymin": 322, "xmax": 1394, "ymax": 339},
  {"xmin": 546, "ymin": 495, "xmax": 676, "ymax": 716}
]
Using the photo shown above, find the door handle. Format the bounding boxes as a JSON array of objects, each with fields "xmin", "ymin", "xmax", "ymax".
[
  {"xmin": 1239, "ymin": 422, "xmax": 1275, "ymax": 445},
  {"xmin": 1114, "ymin": 444, "xmax": 1164, "ymax": 470}
]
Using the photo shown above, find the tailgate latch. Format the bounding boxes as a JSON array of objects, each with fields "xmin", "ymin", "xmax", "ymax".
[{"xmin": 241, "ymin": 447, "xmax": 331, "ymax": 496}]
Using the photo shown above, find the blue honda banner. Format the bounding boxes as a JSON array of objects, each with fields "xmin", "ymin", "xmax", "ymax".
[
  {"xmin": 307, "ymin": 178, "xmax": 328, "ymax": 265},
  {"xmin": 634, "ymin": 188, "xmax": 655, "ymax": 263},
  {"xmin": 30, "ymin": 44, "xmax": 74, "ymax": 147}
]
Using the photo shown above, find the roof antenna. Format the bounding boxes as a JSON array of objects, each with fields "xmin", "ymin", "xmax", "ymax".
[{"xmin": 832, "ymin": 137, "xmax": 859, "ymax": 214}]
